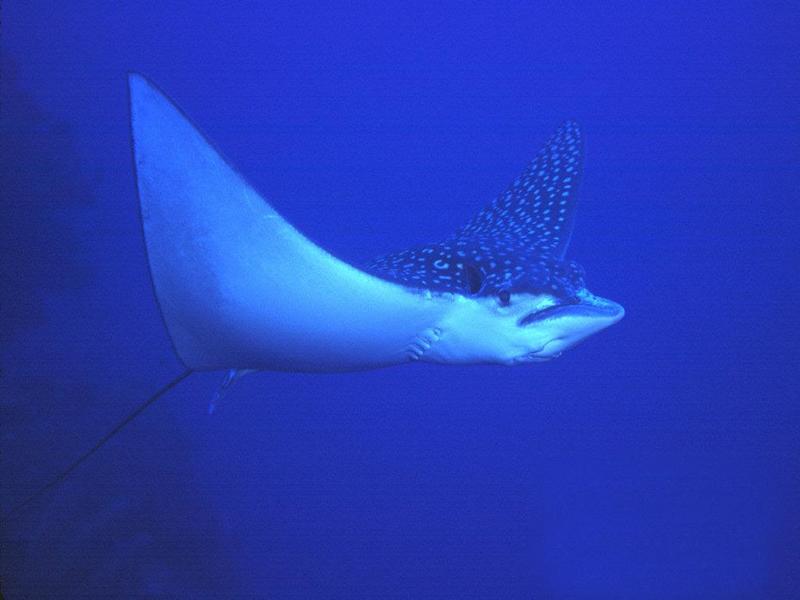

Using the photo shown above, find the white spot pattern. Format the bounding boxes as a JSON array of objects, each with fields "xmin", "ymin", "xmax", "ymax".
[
  {"xmin": 369, "ymin": 122, "xmax": 586, "ymax": 298},
  {"xmin": 457, "ymin": 120, "xmax": 582, "ymax": 259}
]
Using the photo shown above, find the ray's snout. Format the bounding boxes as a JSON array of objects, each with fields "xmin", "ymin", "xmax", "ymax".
[
  {"xmin": 519, "ymin": 294, "xmax": 624, "ymax": 359},
  {"xmin": 577, "ymin": 296, "xmax": 625, "ymax": 334}
]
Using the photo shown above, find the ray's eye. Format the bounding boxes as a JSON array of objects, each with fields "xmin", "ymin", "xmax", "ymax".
[{"xmin": 497, "ymin": 289, "xmax": 511, "ymax": 306}]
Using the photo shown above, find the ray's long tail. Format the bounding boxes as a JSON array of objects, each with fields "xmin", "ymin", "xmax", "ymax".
[{"xmin": 2, "ymin": 369, "xmax": 193, "ymax": 522}]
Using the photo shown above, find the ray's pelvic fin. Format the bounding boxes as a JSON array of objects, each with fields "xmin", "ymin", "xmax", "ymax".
[{"xmin": 208, "ymin": 369, "xmax": 253, "ymax": 414}]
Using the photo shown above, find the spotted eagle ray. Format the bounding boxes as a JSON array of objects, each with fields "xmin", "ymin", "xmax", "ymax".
[
  {"xmin": 132, "ymin": 74, "xmax": 623, "ymax": 372},
  {"xmin": 3, "ymin": 74, "xmax": 624, "ymax": 517}
]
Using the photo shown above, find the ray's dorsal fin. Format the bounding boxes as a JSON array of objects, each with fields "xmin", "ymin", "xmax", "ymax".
[{"xmin": 457, "ymin": 120, "xmax": 583, "ymax": 259}]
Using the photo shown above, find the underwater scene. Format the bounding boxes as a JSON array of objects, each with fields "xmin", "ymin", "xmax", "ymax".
[{"xmin": 1, "ymin": 2, "xmax": 798, "ymax": 598}]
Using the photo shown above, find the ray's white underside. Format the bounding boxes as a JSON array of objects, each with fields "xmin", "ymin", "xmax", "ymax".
[{"xmin": 130, "ymin": 74, "xmax": 460, "ymax": 372}]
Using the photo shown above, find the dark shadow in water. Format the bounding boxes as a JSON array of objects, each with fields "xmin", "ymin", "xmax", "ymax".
[
  {"xmin": 0, "ymin": 57, "xmax": 91, "ymax": 346},
  {"xmin": 0, "ymin": 57, "xmax": 239, "ymax": 598}
]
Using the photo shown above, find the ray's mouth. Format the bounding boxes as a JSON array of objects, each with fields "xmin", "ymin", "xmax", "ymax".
[
  {"xmin": 518, "ymin": 297, "xmax": 623, "ymax": 327},
  {"xmin": 518, "ymin": 303, "xmax": 574, "ymax": 327}
]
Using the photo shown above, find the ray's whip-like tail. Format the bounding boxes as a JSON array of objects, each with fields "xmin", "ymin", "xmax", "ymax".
[{"xmin": 2, "ymin": 369, "xmax": 193, "ymax": 521}]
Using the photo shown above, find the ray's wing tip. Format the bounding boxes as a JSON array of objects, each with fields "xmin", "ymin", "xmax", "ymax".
[
  {"xmin": 549, "ymin": 120, "xmax": 584, "ymax": 158},
  {"xmin": 128, "ymin": 73, "xmax": 173, "ymax": 111},
  {"xmin": 128, "ymin": 73, "xmax": 160, "ymax": 115},
  {"xmin": 556, "ymin": 119, "xmax": 582, "ymax": 137},
  {"xmin": 127, "ymin": 72, "xmax": 150, "ymax": 94}
]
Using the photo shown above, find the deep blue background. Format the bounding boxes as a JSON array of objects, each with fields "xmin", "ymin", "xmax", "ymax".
[{"xmin": 2, "ymin": 2, "xmax": 798, "ymax": 598}]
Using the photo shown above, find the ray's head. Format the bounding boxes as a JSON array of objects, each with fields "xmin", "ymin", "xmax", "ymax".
[
  {"xmin": 481, "ymin": 287, "xmax": 624, "ymax": 362},
  {"xmin": 423, "ymin": 283, "xmax": 624, "ymax": 366},
  {"xmin": 451, "ymin": 252, "xmax": 624, "ymax": 362},
  {"xmin": 371, "ymin": 120, "xmax": 625, "ymax": 365}
]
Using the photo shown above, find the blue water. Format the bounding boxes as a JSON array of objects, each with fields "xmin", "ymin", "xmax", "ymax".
[{"xmin": 1, "ymin": 3, "xmax": 798, "ymax": 598}]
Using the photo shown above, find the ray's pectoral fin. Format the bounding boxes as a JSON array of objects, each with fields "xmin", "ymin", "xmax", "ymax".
[
  {"xmin": 129, "ymin": 74, "xmax": 446, "ymax": 373},
  {"xmin": 368, "ymin": 121, "xmax": 585, "ymax": 297},
  {"xmin": 456, "ymin": 120, "xmax": 584, "ymax": 259}
]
